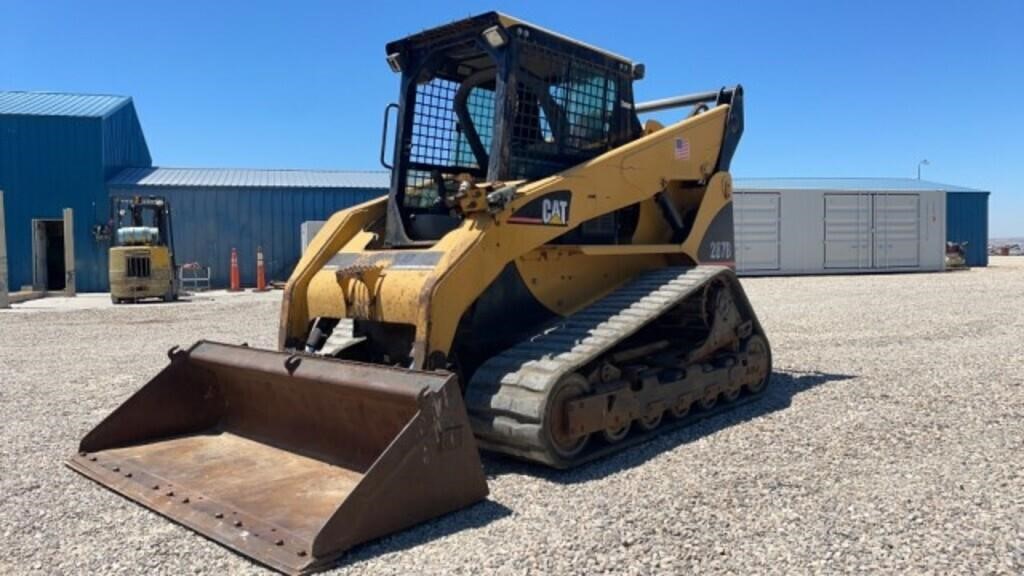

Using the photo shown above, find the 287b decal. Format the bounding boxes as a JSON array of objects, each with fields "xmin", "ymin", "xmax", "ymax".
[
  {"xmin": 697, "ymin": 206, "xmax": 736, "ymax": 263},
  {"xmin": 709, "ymin": 241, "xmax": 733, "ymax": 260}
]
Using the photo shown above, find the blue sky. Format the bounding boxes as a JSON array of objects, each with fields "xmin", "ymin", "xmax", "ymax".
[{"xmin": 2, "ymin": 0, "xmax": 1021, "ymax": 235}]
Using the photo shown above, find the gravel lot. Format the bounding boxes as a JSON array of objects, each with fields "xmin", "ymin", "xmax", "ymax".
[{"xmin": 2, "ymin": 259, "xmax": 1022, "ymax": 575}]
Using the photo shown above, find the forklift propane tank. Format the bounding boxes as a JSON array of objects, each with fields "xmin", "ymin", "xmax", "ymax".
[{"xmin": 115, "ymin": 226, "xmax": 159, "ymax": 246}]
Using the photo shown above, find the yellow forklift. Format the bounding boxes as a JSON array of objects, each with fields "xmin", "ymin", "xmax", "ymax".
[{"xmin": 108, "ymin": 195, "xmax": 179, "ymax": 303}]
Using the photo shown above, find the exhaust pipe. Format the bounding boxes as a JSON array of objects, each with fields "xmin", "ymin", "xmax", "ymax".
[
  {"xmin": 635, "ymin": 90, "xmax": 721, "ymax": 113},
  {"xmin": 635, "ymin": 85, "xmax": 743, "ymax": 114}
]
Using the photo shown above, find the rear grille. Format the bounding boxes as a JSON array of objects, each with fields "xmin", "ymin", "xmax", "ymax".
[{"xmin": 126, "ymin": 254, "xmax": 152, "ymax": 278}]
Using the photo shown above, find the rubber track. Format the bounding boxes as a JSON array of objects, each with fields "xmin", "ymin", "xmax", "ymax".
[{"xmin": 465, "ymin": 265, "xmax": 754, "ymax": 467}]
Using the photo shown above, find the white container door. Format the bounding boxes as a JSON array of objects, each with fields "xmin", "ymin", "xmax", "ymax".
[
  {"xmin": 874, "ymin": 194, "xmax": 919, "ymax": 268},
  {"xmin": 735, "ymin": 193, "xmax": 781, "ymax": 271},
  {"xmin": 824, "ymin": 193, "xmax": 871, "ymax": 269}
]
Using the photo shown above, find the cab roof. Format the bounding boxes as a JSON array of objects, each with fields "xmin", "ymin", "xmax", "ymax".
[{"xmin": 385, "ymin": 11, "xmax": 635, "ymax": 69}]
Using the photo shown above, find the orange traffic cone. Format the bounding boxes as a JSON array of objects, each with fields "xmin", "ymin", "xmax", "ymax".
[
  {"xmin": 254, "ymin": 246, "xmax": 269, "ymax": 292},
  {"xmin": 228, "ymin": 247, "xmax": 241, "ymax": 292}
]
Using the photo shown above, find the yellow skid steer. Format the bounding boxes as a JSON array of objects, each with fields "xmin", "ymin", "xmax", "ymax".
[{"xmin": 70, "ymin": 12, "xmax": 770, "ymax": 574}]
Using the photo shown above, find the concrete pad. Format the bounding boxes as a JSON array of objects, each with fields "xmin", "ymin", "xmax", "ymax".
[{"xmin": 2, "ymin": 288, "xmax": 281, "ymax": 313}]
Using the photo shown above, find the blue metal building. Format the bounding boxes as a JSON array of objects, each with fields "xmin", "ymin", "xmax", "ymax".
[
  {"xmin": 735, "ymin": 178, "xmax": 991, "ymax": 268},
  {"xmin": 0, "ymin": 92, "xmax": 152, "ymax": 292},
  {"xmin": 0, "ymin": 90, "xmax": 387, "ymax": 292},
  {"xmin": 108, "ymin": 167, "xmax": 388, "ymax": 287},
  {"xmin": 946, "ymin": 191, "xmax": 989, "ymax": 267}
]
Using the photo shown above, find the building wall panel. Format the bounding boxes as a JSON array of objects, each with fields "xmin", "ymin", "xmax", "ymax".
[
  {"xmin": 824, "ymin": 193, "xmax": 872, "ymax": 269},
  {"xmin": 734, "ymin": 192, "xmax": 780, "ymax": 271},
  {"xmin": 874, "ymin": 194, "xmax": 920, "ymax": 268},
  {"xmin": 0, "ymin": 115, "xmax": 109, "ymax": 291},
  {"xmin": 946, "ymin": 192, "xmax": 989, "ymax": 267},
  {"xmin": 0, "ymin": 97, "xmax": 151, "ymax": 292},
  {"xmin": 102, "ymin": 104, "xmax": 152, "ymax": 177}
]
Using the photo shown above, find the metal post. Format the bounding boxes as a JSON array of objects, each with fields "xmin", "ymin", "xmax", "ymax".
[
  {"xmin": 63, "ymin": 207, "xmax": 76, "ymax": 297},
  {"xmin": 0, "ymin": 190, "xmax": 9, "ymax": 309}
]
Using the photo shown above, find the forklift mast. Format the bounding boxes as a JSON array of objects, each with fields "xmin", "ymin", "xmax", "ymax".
[{"xmin": 110, "ymin": 196, "xmax": 175, "ymax": 252}]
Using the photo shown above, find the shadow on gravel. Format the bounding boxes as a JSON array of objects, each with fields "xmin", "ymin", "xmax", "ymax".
[
  {"xmin": 325, "ymin": 500, "xmax": 513, "ymax": 570},
  {"xmin": 483, "ymin": 369, "xmax": 856, "ymax": 484},
  {"xmin": 218, "ymin": 371, "xmax": 850, "ymax": 572}
]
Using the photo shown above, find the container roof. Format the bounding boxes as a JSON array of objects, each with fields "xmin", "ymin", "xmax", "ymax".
[
  {"xmin": 0, "ymin": 91, "xmax": 132, "ymax": 118},
  {"xmin": 109, "ymin": 167, "xmax": 391, "ymax": 190},
  {"xmin": 735, "ymin": 177, "xmax": 987, "ymax": 193}
]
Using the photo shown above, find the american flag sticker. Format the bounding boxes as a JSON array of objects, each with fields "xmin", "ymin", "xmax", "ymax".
[{"xmin": 674, "ymin": 137, "xmax": 690, "ymax": 160}]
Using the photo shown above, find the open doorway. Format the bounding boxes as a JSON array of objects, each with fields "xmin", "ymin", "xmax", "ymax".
[{"xmin": 32, "ymin": 219, "xmax": 66, "ymax": 291}]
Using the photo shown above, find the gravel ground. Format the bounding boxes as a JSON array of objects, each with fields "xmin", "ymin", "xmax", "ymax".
[{"xmin": 1, "ymin": 259, "xmax": 1022, "ymax": 575}]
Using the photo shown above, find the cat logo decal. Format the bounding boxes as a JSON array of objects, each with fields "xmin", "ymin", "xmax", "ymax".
[{"xmin": 508, "ymin": 191, "xmax": 571, "ymax": 227}]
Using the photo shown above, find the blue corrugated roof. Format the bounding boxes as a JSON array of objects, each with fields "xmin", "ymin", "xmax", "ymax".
[
  {"xmin": 0, "ymin": 91, "xmax": 131, "ymax": 118},
  {"xmin": 109, "ymin": 167, "xmax": 391, "ymax": 189},
  {"xmin": 735, "ymin": 177, "xmax": 986, "ymax": 193}
]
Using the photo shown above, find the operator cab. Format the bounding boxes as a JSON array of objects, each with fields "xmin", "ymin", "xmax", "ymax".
[{"xmin": 382, "ymin": 12, "xmax": 644, "ymax": 246}]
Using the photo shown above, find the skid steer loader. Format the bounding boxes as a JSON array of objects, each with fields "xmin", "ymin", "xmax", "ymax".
[{"xmin": 69, "ymin": 12, "xmax": 771, "ymax": 574}]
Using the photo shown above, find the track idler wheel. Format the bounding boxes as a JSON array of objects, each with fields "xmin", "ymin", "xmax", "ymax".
[
  {"xmin": 544, "ymin": 373, "xmax": 591, "ymax": 460},
  {"xmin": 742, "ymin": 334, "xmax": 772, "ymax": 393}
]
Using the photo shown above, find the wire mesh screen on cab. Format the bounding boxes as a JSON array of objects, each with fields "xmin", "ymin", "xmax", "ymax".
[
  {"xmin": 405, "ymin": 76, "xmax": 495, "ymax": 209},
  {"xmin": 508, "ymin": 38, "xmax": 621, "ymax": 181},
  {"xmin": 400, "ymin": 30, "xmax": 627, "ymax": 210}
]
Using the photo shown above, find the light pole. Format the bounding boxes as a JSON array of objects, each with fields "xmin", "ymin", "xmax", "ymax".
[{"xmin": 917, "ymin": 159, "xmax": 930, "ymax": 180}]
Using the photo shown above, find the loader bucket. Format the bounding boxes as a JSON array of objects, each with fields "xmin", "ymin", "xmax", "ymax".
[{"xmin": 67, "ymin": 341, "xmax": 488, "ymax": 575}]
